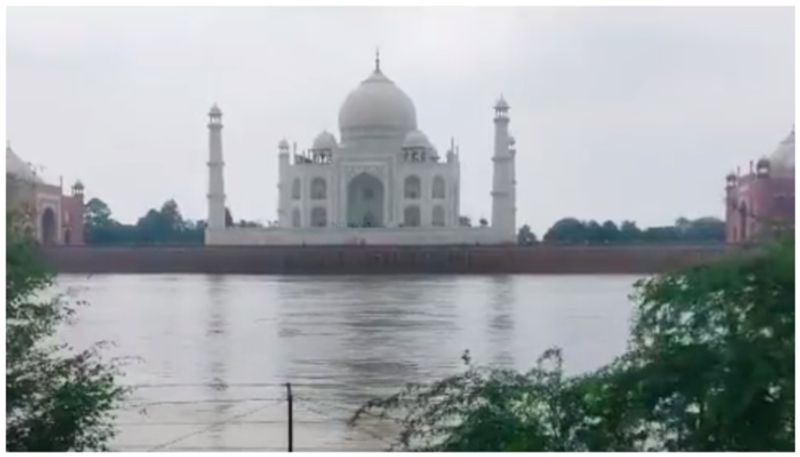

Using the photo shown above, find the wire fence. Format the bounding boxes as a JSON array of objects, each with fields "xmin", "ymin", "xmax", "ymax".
[{"xmin": 111, "ymin": 382, "xmax": 402, "ymax": 452}]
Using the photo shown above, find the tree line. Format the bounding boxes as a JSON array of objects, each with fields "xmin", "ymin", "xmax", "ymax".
[
  {"xmin": 83, "ymin": 198, "xmax": 262, "ymax": 245},
  {"xmin": 518, "ymin": 216, "xmax": 725, "ymax": 246},
  {"xmin": 83, "ymin": 197, "xmax": 725, "ymax": 246}
]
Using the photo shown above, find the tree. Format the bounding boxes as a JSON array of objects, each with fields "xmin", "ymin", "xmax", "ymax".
[
  {"xmin": 83, "ymin": 198, "xmax": 113, "ymax": 229},
  {"xmin": 517, "ymin": 224, "xmax": 537, "ymax": 246},
  {"xmin": 135, "ymin": 209, "xmax": 163, "ymax": 243},
  {"xmin": 619, "ymin": 220, "xmax": 641, "ymax": 243},
  {"xmin": 159, "ymin": 199, "xmax": 184, "ymax": 232},
  {"xmin": 83, "ymin": 197, "xmax": 205, "ymax": 246},
  {"xmin": 641, "ymin": 225, "xmax": 680, "ymax": 243},
  {"xmin": 599, "ymin": 220, "xmax": 619, "ymax": 244},
  {"xmin": 684, "ymin": 216, "xmax": 725, "ymax": 242},
  {"xmin": 352, "ymin": 235, "xmax": 794, "ymax": 451},
  {"xmin": 586, "ymin": 220, "xmax": 604, "ymax": 245},
  {"xmin": 135, "ymin": 200, "xmax": 193, "ymax": 244},
  {"xmin": 7, "ymin": 216, "xmax": 127, "ymax": 451},
  {"xmin": 225, "ymin": 207, "xmax": 234, "ymax": 228},
  {"xmin": 675, "ymin": 216, "xmax": 691, "ymax": 232},
  {"xmin": 459, "ymin": 216, "xmax": 472, "ymax": 227},
  {"xmin": 479, "ymin": 218, "xmax": 488, "ymax": 228},
  {"xmin": 83, "ymin": 198, "xmax": 123, "ymax": 244},
  {"xmin": 543, "ymin": 218, "xmax": 586, "ymax": 244}
]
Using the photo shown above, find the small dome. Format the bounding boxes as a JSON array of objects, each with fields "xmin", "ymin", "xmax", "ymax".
[
  {"xmin": 312, "ymin": 130, "xmax": 337, "ymax": 150},
  {"xmin": 769, "ymin": 127, "xmax": 794, "ymax": 177},
  {"xmin": 338, "ymin": 67, "xmax": 417, "ymax": 142},
  {"xmin": 278, "ymin": 138, "xmax": 290, "ymax": 150},
  {"xmin": 209, "ymin": 104, "xmax": 222, "ymax": 116},
  {"xmin": 73, "ymin": 180, "xmax": 85, "ymax": 190},
  {"xmin": 6, "ymin": 145, "xmax": 42, "ymax": 183},
  {"xmin": 402, "ymin": 129, "xmax": 431, "ymax": 150},
  {"xmin": 508, "ymin": 135, "xmax": 516, "ymax": 146}
]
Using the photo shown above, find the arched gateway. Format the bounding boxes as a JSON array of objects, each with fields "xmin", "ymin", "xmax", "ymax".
[
  {"xmin": 41, "ymin": 207, "xmax": 57, "ymax": 245},
  {"xmin": 347, "ymin": 172, "xmax": 384, "ymax": 228}
]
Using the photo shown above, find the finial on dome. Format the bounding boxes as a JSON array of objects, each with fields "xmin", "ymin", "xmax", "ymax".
[{"xmin": 375, "ymin": 47, "xmax": 381, "ymax": 73}]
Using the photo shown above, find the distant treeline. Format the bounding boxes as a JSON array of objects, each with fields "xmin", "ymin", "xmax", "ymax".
[
  {"xmin": 518, "ymin": 217, "xmax": 725, "ymax": 246},
  {"xmin": 83, "ymin": 197, "xmax": 725, "ymax": 246},
  {"xmin": 83, "ymin": 198, "xmax": 264, "ymax": 245}
]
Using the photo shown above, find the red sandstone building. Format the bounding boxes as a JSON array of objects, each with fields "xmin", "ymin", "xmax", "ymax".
[
  {"xmin": 725, "ymin": 128, "xmax": 795, "ymax": 243},
  {"xmin": 6, "ymin": 144, "xmax": 85, "ymax": 245}
]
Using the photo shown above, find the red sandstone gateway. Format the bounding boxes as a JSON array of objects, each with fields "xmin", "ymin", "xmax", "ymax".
[
  {"xmin": 6, "ymin": 144, "xmax": 85, "ymax": 246},
  {"xmin": 725, "ymin": 128, "xmax": 795, "ymax": 244}
]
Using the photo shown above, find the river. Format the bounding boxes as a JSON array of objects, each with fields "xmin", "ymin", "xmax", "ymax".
[{"xmin": 55, "ymin": 274, "xmax": 644, "ymax": 451}]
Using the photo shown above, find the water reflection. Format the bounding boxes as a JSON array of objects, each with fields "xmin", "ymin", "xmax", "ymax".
[
  {"xmin": 56, "ymin": 274, "xmax": 638, "ymax": 451},
  {"xmin": 486, "ymin": 275, "xmax": 515, "ymax": 367},
  {"xmin": 204, "ymin": 275, "xmax": 230, "ymax": 449}
]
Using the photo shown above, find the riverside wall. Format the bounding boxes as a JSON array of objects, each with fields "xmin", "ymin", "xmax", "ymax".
[{"xmin": 39, "ymin": 244, "xmax": 739, "ymax": 275}]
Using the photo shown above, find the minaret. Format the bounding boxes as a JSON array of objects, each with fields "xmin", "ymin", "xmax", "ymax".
[
  {"xmin": 207, "ymin": 104, "xmax": 226, "ymax": 230},
  {"xmin": 277, "ymin": 138, "xmax": 290, "ymax": 227},
  {"xmin": 490, "ymin": 95, "xmax": 516, "ymax": 241}
]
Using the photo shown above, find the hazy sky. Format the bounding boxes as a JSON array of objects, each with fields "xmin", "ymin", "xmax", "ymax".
[{"xmin": 7, "ymin": 7, "xmax": 794, "ymax": 235}]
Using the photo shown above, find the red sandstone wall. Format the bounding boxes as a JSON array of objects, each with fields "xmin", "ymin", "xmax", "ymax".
[
  {"xmin": 60, "ymin": 194, "xmax": 84, "ymax": 245},
  {"xmin": 726, "ymin": 174, "xmax": 794, "ymax": 243},
  {"xmin": 39, "ymin": 245, "xmax": 735, "ymax": 275}
]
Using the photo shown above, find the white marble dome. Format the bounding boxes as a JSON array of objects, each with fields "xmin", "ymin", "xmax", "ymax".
[
  {"xmin": 769, "ymin": 127, "xmax": 794, "ymax": 177},
  {"xmin": 6, "ymin": 145, "xmax": 42, "ymax": 183},
  {"xmin": 402, "ymin": 129, "xmax": 431, "ymax": 150},
  {"xmin": 312, "ymin": 130, "xmax": 337, "ymax": 150},
  {"xmin": 338, "ymin": 68, "xmax": 417, "ymax": 142}
]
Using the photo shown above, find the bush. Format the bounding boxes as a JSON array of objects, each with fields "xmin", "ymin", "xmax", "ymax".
[
  {"xmin": 6, "ymin": 217, "xmax": 127, "ymax": 451},
  {"xmin": 352, "ymin": 236, "xmax": 794, "ymax": 451}
]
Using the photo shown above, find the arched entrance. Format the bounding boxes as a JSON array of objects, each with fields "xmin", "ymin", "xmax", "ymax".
[
  {"xmin": 41, "ymin": 207, "xmax": 57, "ymax": 245},
  {"xmin": 403, "ymin": 205, "xmax": 421, "ymax": 227},
  {"xmin": 347, "ymin": 173, "xmax": 384, "ymax": 228}
]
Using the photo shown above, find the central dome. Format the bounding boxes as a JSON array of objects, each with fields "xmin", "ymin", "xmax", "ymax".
[
  {"xmin": 769, "ymin": 127, "xmax": 795, "ymax": 177},
  {"xmin": 338, "ymin": 66, "xmax": 417, "ymax": 142}
]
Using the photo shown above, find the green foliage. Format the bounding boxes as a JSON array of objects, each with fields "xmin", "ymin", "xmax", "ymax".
[
  {"xmin": 517, "ymin": 224, "xmax": 537, "ymax": 246},
  {"xmin": 626, "ymin": 235, "xmax": 794, "ymax": 451},
  {"xmin": 84, "ymin": 197, "xmax": 113, "ymax": 229},
  {"xmin": 543, "ymin": 216, "xmax": 725, "ymax": 245},
  {"xmin": 6, "ymin": 219, "xmax": 127, "ymax": 451},
  {"xmin": 543, "ymin": 217, "xmax": 586, "ymax": 244},
  {"xmin": 83, "ymin": 198, "xmax": 204, "ymax": 245},
  {"xmin": 620, "ymin": 220, "xmax": 642, "ymax": 240},
  {"xmin": 352, "ymin": 236, "xmax": 794, "ymax": 451}
]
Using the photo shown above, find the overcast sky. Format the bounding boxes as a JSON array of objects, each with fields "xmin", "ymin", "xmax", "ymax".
[{"xmin": 7, "ymin": 7, "xmax": 794, "ymax": 235}]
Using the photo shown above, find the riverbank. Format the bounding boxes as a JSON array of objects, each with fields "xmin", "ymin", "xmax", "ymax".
[{"xmin": 40, "ymin": 244, "xmax": 738, "ymax": 274}]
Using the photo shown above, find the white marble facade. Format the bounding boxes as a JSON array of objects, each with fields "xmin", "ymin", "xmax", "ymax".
[{"xmin": 205, "ymin": 55, "xmax": 517, "ymax": 245}]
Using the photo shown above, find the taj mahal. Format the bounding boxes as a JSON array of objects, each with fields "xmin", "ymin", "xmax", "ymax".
[{"xmin": 205, "ymin": 54, "xmax": 517, "ymax": 245}]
